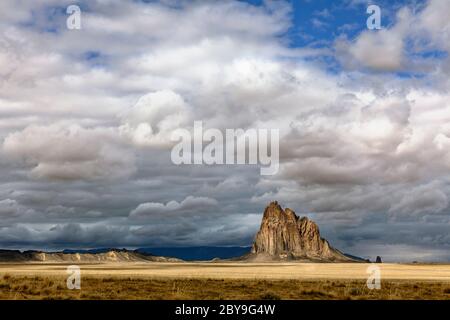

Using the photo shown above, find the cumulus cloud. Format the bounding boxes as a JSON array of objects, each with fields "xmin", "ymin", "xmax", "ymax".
[
  {"xmin": 3, "ymin": 124, "xmax": 136, "ymax": 180},
  {"xmin": 336, "ymin": 12, "xmax": 408, "ymax": 71},
  {"xmin": 119, "ymin": 90, "xmax": 192, "ymax": 147},
  {"xmin": 336, "ymin": 0, "xmax": 450, "ymax": 73},
  {"xmin": 130, "ymin": 196, "xmax": 219, "ymax": 219}
]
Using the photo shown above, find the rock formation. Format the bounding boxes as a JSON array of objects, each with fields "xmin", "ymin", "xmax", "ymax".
[
  {"xmin": 0, "ymin": 249, "xmax": 182, "ymax": 263},
  {"xmin": 249, "ymin": 201, "xmax": 354, "ymax": 262}
]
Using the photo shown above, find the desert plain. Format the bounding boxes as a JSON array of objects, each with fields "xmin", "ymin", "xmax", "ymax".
[{"xmin": 0, "ymin": 262, "xmax": 449, "ymax": 300}]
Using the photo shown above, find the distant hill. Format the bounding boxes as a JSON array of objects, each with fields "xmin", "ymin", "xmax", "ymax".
[
  {"xmin": 344, "ymin": 253, "xmax": 371, "ymax": 263},
  {"xmin": 0, "ymin": 249, "xmax": 181, "ymax": 263},
  {"xmin": 136, "ymin": 246, "xmax": 252, "ymax": 261},
  {"xmin": 0, "ymin": 247, "xmax": 252, "ymax": 262}
]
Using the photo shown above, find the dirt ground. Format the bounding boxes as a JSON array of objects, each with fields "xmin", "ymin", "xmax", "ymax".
[{"xmin": 0, "ymin": 262, "xmax": 449, "ymax": 299}]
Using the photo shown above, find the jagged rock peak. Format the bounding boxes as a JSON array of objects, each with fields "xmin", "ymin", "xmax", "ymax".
[{"xmin": 250, "ymin": 202, "xmax": 354, "ymax": 262}]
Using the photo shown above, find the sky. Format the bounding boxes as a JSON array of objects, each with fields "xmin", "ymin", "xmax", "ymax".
[{"xmin": 0, "ymin": 0, "xmax": 450, "ymax": 262}]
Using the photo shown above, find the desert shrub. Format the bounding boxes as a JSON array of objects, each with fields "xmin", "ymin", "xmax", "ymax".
[
  {"xmin": 333, "ymin": 282, "xmax": 346, "ymax": 287},
  {"xmin": 301, "ymin": 289, "xmax": 329, "ymax": 297},
  {"xmin": 259, "ymin": 291, "xmax": 281, "ymax": 300},
  {"xmin": 349, "ymin": 288, "xmax": 359, "ymax": 296},
  {"xmin": 0, "ymin": 283, "xmax": 11, "ymax": 290}
]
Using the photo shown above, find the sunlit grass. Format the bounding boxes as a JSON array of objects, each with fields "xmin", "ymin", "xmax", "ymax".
[{"xmin": 0, "ymin": 274, "xmax": 449, "ymax": 300}]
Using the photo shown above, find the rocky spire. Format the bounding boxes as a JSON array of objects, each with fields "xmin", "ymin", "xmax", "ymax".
[{"xmin": 250, "ymin": 201, "xmax": 353, "ymax": 261}]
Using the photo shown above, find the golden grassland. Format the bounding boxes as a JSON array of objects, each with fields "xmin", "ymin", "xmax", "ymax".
[{"xmin": 0, "ymin": 262, "xmax": 449, "ymax": 300}]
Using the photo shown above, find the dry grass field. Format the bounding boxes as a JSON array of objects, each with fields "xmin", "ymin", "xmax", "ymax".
[{"xmin": 0, "ymin": 262, "xmax": 449, "ymax": 300}]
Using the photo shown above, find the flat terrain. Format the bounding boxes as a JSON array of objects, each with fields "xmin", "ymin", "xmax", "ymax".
[{"xmin": 0, "ymin": 262, "xmax": 449, "ymax": 299}]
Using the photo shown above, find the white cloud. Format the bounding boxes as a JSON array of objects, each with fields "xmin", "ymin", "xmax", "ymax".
[
  {"xmin": 119, "ymin": 90, "xmax": 192, "ymax": 147},
  {"xmin": 342, "ymin": 30, "xmax": 405, "ymax": 71},
  {"xmin": 130, "ymin": 196, "xmax": 218, "ymax": 219},
  {"xmin": 3, "ymin": 124, "xmax": 136, "ymax": 180},
  {"xmin": 336, "ymin": 1, "xmax": 450, "ymax": 73}
]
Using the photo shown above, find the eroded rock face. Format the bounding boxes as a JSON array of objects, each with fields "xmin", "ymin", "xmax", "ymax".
[{"xmin": 251, "ymin": 201, "xmax": 351, "ymax": 261}]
